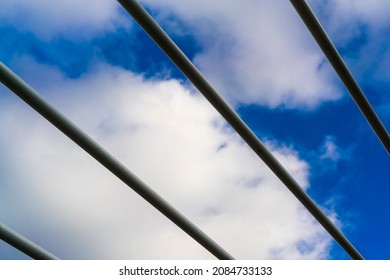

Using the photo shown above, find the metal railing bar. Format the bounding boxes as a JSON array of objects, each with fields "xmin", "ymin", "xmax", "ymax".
[
  {"xmin": 117, "ymin": 0, "xmax": 364, "ymax": 259},
  {"xmin": 290, "ymin": 0, "xmax": 390, "ymax": 155},
  {"xmin": 0, "ymin": 62, "xmax": 234, "ymax": 260},
  {"xmin": 0, "ymin": 222, "xmax": 59, "ymax": 260}
]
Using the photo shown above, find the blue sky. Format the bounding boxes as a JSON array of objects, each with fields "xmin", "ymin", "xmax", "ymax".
[{"xmin": 0, "ymin": 0, "xmax": 389, "ymax": 260}]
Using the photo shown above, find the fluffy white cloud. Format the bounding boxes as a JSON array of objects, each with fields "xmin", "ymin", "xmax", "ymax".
[
  {"xmin": 0, "ymin": 0, "xmax": 126, "ymax": 39},
  {"xmin": 309, "ymin": 0, "xmax": 390, "ymax": 34},
  {"xmin": 2, "ymin": 0, "xmax": 388, "ymax": 110},
  {"xmin": 142, "ymin": 0, "xmax": 341, "ymax": 109},
  {"xmin": 0, "ymin": 62, "xmax": 332, "ymax": 259}
]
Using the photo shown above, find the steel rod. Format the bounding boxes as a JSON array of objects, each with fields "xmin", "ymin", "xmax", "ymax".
[
  {"xmin": 117, "ymin": 0, "xmax": 364, "ymax": 259},
  {"xmin": 0, "ymin": 222, "xmax": 59, "ymax": 260},
  {"xmin": 0, "ymin": 62, "xmax": 234, "ymax": 260},
  {"xmin": 290, "ymin": 0, "xmax": 390, "ymax": 155}
]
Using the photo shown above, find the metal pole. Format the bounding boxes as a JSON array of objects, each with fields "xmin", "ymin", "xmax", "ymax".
[
  {"xmin": 0, "ymin": 62, "xmax": 234, "ymax": 260},
  {"xmin": 0, "ymin": 222, "xmax": 59, "ymax": 260},
  {"xmin": 290, "ymin": 0, "xmax": 390, "ymax": 155},
  {"xmin": 117, "ymin": 0, "xmax": 364, "ymax": 260}
]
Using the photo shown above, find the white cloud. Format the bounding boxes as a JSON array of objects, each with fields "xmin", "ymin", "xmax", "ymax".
[
  {"xmin": 142, "ymin": 0, "xmax": 341, "ymax": 109},
  {"xmin": 309, "ymin": 0, "xmax": 390, "ymax": 33},
  {"xmin": 2, "ymin": 0, "xmax": 388, "ymax": 111},
  {"xmin": 0, "ymin": 62, "xmax": 332, "ymax": 259},
  {"xmin": 0, "ymin": 0, "xmax": 127, "ymax": 39},
  {"xmin": 308, "ymin": 0, "xmax": 390, "ymax": 85},
  {"xmin": 320, "ymin": 136, "xmax": 341, "ymax": 162},
  {"xmin": 318, "ymin": 135, "xmax": 356, "ymax": 172},
  {"xmin": 2, "ymin": 0, "xmax": 365, "ymax": 110}
]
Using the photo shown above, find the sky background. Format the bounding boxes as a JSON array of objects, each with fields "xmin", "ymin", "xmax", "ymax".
[{"xmin": 0, "ymin": 0, "xmax": 389, "ymax": 260}]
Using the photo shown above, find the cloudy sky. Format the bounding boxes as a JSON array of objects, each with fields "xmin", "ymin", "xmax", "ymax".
[{"xmin": 0, "ymin": 0, "xmax": 389, "ymax": 260}]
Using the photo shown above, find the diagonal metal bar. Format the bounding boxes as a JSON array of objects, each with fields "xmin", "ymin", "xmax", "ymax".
[
  {"xmin": 0, "ymin": 222, "xmax": 59, "ymax": 260},
  {"xmin": 290, "ymin": 0, "xmax": 390, "ymax": 155},
  {"xmin": 117, "ymin": 0, "xmax": 364, "ymax": 259},
  {"xmin": 0, "ymin": 62, "xmax": 234, "ymax": 260}
]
